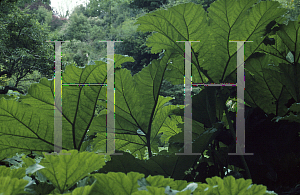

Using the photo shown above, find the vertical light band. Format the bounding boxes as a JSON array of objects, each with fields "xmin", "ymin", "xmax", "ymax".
[
  {"xmin": 228, "ymin": 41, "xmax": 253, "ymax": 156},
  {"xmin": 45, "ymin": 41, "xmax": 70, "ymax": 155},
  {"xmin": 97, "ymin": 41, "xmax": 123, "ymax": 156},
  {"xmin": 176, "ymin": 41, "xmax": 201, "ymax": 156}
]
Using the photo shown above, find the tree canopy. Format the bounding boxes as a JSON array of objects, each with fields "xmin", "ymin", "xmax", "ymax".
[{"xmin": 0, "ymin": 0, "xmax": 54, "ymax": 94}]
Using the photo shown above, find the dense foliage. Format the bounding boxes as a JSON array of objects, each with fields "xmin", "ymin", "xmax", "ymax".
[{"xmin": 0, "ymin": 0, "xmax": 300, "ymax": 194}]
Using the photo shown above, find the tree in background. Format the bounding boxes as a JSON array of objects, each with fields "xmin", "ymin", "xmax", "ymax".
[
  {"xmin": 75, "ymin": 3, "xmax": 93, "ymax": 18},
  {"xmin": 16, "ymin": 0, "xmax": 52, "ymax": 13},
  {"xmin": 49, "ymin": 14, "xmax": 68, "ymax": 32},
  {"xmin": 16, "ymin": 0, "xmax": 68, "ymax": 32},
  {"xmin": 85, "ymin": 0, "xmax": 131, "ymax": 18},
  {"xmin": 31, "ymin": 5, "xmax": 53, "ymax": 28},
  {"xmin": 51, "ymin": 0, "xmax": 86, "ymax": 19},
  {"xmin": 15, "ymin": 0, "xmax": 51, "ymax": 10},
  {"xmin": 0, "ymin": 2, "xmax": 54, "ymax": 94},
  {"xmin": 54, "ymin": 1, "xmax": 135, "ymax": 69},
  {"xmin": 46, "ymin": 0, "xmax": 154, "ymax": 73},
  {"xmin": 71, "ymin": 0, "xmax": 162, "ymax": 75},
  {"xmin": 64, "ymin": 12, "xmax": 91, "ymax": 42},
  {"xmin": 128, "ymin": 0, "xmax": 168, "ymax": 12},
  {"xmin": 84, "ymin": 0, "xmax": 103, "ymax": 17}
]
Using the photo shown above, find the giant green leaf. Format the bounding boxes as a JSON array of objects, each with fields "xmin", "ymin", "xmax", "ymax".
[
  {"xmin": 88, "ymin": 49, "xmax": 186, "ymax": 160},
  {"xmin": 0, "ymin": 54, "xmax": 131, "ymax": 160}
]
